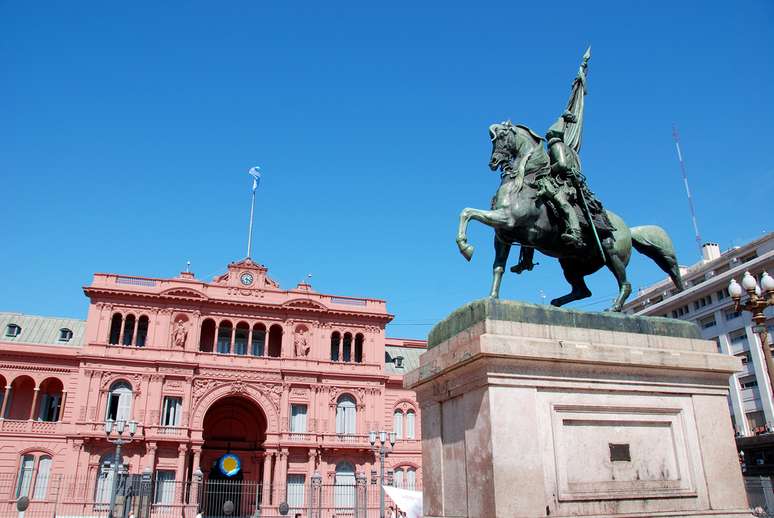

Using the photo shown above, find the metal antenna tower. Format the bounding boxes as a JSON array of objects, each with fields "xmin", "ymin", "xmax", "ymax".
[{"xmin": 672, "ymin": 124, "xmax": 702, "ymax": 257}]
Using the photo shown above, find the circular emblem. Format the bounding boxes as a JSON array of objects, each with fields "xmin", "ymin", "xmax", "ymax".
[
  {"xmin": 16, "ymin": 497, "xmax": 30, "ymax": 512},
  {"xmin": 223, "ymin": 500, "xmax": 235, "ymax": 515},
  {"xmin": 278, "ymin": 502, "xmax": 290, "ymax": 515},
  {"xmin": 240, "ymin": 272, "xmax": 254, "ymax": 286},
  {"xmin": 218, "ymin": 454, "xmax": 241, "ymax": 478}
]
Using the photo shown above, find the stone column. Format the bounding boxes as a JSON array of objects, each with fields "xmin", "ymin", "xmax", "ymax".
[
  {"xmin": 59, "ymin": 391, "xmax": 68, "ymax": 422},
  {"xmin": 0, "ymin": 386, "xmax": 11, "ymax": 418},
  {"xmin": 132, "ymin": 318, "xmax": 139, "ymax": 347},
  {"xmin": 118, "ymin": 316, "xmax": 127, "ymax": 345},
  {"xmin": 230, "ymin": 325, "xmax": 236, "ymax": 354},
  {"xmin": 261, "ymin": 451, "xmax": 274, "ymax": 506},
  {"xmin": 29, "ymin": 388, "xmax": 40, "ymax": 421}
]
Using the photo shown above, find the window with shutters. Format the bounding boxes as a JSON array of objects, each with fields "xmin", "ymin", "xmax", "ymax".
[
  {"xmin": 335, "ymin": 395, "xmax": 356, "ymax": 435},
  {"xmin": 394, "ymin": 468, "xmax": 404, "ymax": 488},
  {"xmin": 290, "ymin": 404, "xmax": 307, "ymax": 435},
  {"xmin": 393, "ymin": 410, "xmax": 404, "ymax": 439},
  {"xmin": 161, "ymin": 397, "xmax": 182, "ymax": 427},
  {"xmin": 106, "ymin": 381, "xmax": 132, "ymax": 422},
  {"xmin": 32, "ymin": 456, "xmax": 52, "ymax": 499},
  {"xmin": 154, "ymin": 471, "xmax": 176, "ymax": 504},
  {"xmin": 334, "ymin": 462, "xmax": 355, "ymax": 510},
  {"xmin": 15, "ymin": 455, "xmax": 34, "ymax": 498},
  {"xmin": 287, "ymin": 474, "xmax": 305, "ymax": 512},
  {"xmin": 406, "ymin": 410, "xmax": 416, "ymax": 439}
]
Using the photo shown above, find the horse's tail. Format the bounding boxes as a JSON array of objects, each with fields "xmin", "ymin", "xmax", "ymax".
[{"xmin": 630, "ymin": 225, "xmax": 685, "ymax": 292}]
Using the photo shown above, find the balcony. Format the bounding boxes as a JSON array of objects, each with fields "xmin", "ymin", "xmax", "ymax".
[
  {"xmin": 0, "ymin": 419, "xmax": 60, "ymax": 434},
  {"xmin": 144, "ymin": 425, "xmax": 189, "ymax": 440}
]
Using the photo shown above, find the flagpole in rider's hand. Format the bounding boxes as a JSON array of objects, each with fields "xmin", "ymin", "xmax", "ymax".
[{"xmin": 246, "ymin": 166, "xmax": 262, "ymax": 259}]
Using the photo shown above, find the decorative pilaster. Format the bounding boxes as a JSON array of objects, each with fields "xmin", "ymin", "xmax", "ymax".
[
  {"xmin": 262, "ymin": 450, "xmax": 274, "ymax": 506},
  {"xmin": 176, "ymin": 444, "xmax": 188, "ymax": 484},
  {"xmin": 145, "ymin": 442, "xmax": 157, "ymax": 471}
]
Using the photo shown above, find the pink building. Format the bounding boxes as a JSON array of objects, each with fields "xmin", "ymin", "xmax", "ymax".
[{"xmin": 0, "ymin": 257, "xmax": 424, "ymax": 515}]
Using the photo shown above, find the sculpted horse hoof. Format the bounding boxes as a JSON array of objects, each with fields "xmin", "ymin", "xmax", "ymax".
[{"xmin": 458, "ymin": 242, "xmax": 475, "ymax": 261}]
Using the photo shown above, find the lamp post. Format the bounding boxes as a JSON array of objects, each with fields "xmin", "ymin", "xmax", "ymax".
[
  {"xmin": 104, "ymin": 418, "xmax": 138, "ymax": 518},
  {"xmin": 369, "ymin": 430, "xmax": 396, "ymax": 518},
  {"xmin": 730, "ymin": 271, "xmax": 774, "ymax": 402}
]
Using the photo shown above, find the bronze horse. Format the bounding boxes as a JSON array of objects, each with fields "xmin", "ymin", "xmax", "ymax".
[{"xmin": 455, "ymin": 122, "xmax": 684, "ymax": 311}]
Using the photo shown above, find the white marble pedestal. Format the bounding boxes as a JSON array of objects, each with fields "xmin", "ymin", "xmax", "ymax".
[{"xmin": 405, "ymin": 299, "xmax": 753, "ymax": 518}]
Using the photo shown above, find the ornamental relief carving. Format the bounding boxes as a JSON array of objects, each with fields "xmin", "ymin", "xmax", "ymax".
[
  {"xmin": 197, "ymin": 368, "xmax": 281, "ymax": 381},
  {"xmin": 192, "ymin": 378, "xmax": 283, "ymax": 416}
]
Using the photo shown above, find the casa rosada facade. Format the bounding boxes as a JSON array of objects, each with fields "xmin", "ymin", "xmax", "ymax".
[{"xmin": 0, "ymin": 258, "xmax": 424, "ymax": 502}]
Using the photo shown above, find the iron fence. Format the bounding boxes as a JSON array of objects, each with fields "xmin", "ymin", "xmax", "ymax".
[{"xmin": 0, "ymin": 470, "xmax": 420, "ymax": 518}]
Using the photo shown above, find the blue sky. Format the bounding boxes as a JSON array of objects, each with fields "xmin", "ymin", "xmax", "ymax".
[{"xmin": 1, "ymin": 2, "xmax": 772, "ymax": 339}]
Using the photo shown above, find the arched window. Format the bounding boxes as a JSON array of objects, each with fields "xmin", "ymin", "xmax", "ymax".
[
  {"xmin": 330, "ymin": 332, "xmax": 341, "ymax": 361},
  {"xmin": 251, "ymin": 324, "xmax": 266, "ymax": 356},
  {"xmin": 334, "ymin": 461, "xmax": 355, "ymax": 510},
  {"xmin": 199, "ymin": 319, "xmax": 216, "ymax": 353},
  {"xmin": 106, "ymin": 381, "xmax": 132, "ymax": 422},
  {"xmin": 354, "ymin": 334, "xmax": 364, "ymax": 363},
  {"xmin": 217, "ymin": 321, "xmax": 233, "ymax": 354},
  {"xmin": 14, "ymin": 453, "xmax": 53, "ymax": 499},
  {"xmin": 268, "ymin": 325, "xmax": 283, "ymax": 358},
  {"xmin": 136, "ymin": 316, "xmax": 149, "ymax": 347},
  {"xmin": 406, "ymin": 410, "xmax": 416, "ymax": 439},
  {"xmin": 336, "ymin": 395, "xmax": 356, "ymax": 435},
  {"xmin": 122, "ymin": 315, "xmax": 136, "ymax": 346},
  {"xmin": 108, "ymin": 313, "xmax": 122, "ymax": 344},
  {"xmin": 393, "ymin": 410, "xmax": 404, "ymax": 440},
  {"xmin": 234, "ymin": 322, "xmax": 249, "ymax": 355}
]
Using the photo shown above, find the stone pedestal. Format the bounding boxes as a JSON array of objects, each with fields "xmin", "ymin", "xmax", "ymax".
[{"xmin": 405, "ymin": 299, "xmax": 752, "ymax": 518}]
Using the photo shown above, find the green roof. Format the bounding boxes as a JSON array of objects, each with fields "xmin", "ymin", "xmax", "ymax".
[
  {"xmin": 0, "ymin": 312, "xmax": 85, "ymax": 347},
  {"xmin": 385, "ymin": 345, "xmax": 424, "ymax": 374}
]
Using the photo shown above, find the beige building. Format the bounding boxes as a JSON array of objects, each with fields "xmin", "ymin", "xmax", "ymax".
[{"xmin": 623, "ymin": 232, "xmax": 774, "ymax": 436}]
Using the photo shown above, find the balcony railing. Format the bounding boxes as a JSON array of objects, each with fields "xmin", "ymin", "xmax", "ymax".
[
  {"xmin": 0, "ymin": 419, "xmax": 60, "ymax": 434},
  {"xmin": 144, "ymin": 425, "xmax": 188, "ymax": 438}
]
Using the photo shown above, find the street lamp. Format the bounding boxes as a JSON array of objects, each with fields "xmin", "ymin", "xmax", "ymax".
[
  {"xmin": 104, "ymin": 419, "xmax": 139, "ymax": 518},
  {"xmin": 730, "ymin": 271, "xmax": 774, "ymax": 406},
  {"xmin": 369, "ymin": 429, "xmax": 396, "ymax": 518}
]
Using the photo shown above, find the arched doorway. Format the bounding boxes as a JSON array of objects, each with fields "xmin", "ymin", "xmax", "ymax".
[{"xmin": 201, "ymin": 396, "xmax": 267, "ymax": 517}]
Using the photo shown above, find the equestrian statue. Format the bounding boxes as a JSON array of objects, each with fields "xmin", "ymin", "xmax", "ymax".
[{"xmin": 455, "ymin": 48, "xmax": 684, "ymax": 311}]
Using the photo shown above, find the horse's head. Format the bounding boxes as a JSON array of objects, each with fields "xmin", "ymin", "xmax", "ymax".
[{"xmin": 488, "ymin": 121, "xmax": 519, "ymax": 174}]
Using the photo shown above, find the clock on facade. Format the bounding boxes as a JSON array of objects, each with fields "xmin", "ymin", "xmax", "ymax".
[{"xmin": 240, "ymin": 272, "xmax": 254, "ymax": 286}]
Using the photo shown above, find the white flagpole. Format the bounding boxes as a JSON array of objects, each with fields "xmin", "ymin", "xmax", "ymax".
[{"xmin": 246, "ymin": 166, "xmax": 262, "ymax": 258}]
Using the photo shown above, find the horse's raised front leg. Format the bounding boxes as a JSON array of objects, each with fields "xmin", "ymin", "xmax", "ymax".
[
  {"xmin": 490, "ymin": 236, "xmax": 511, "ymax": 298},
  {"xmin": 456, "ymin": 207, "xmax": 511, "ymax": 261}
]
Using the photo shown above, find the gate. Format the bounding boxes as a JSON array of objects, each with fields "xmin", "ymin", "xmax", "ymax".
[{"xmin": 0, "ymin": 471, "xmax": 382, "ymax": 518}]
